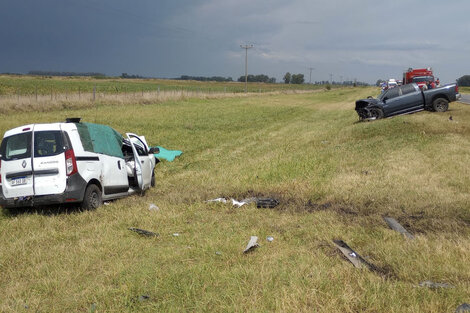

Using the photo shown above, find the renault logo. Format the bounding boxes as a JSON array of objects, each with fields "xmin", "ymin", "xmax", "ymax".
[{"xmin": 22, "ymin": 160, "xmax": 27, "ymax": 168}]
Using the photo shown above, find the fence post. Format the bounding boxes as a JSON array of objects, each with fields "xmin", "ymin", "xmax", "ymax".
[
  {"xmin": 93, "ymin": 84, "xmax": 96, "ymax": 102},
  {"xmin": 78, "ymin": 86, "xmax": 81, "ymax": 100},
  {"xmin": 51, "ymin": 87, "xmax": 53, "ymax": 100},
  {"xmin": 35, "ymin": 86, "xmax": 38, "ymax": 102}
]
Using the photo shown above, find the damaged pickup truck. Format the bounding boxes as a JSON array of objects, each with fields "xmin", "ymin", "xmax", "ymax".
[{"xmin": 355, "ymin": 83, "xmax": 461, "ymax": 120}]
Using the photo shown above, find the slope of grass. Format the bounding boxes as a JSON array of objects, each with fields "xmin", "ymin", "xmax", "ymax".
[{"xmin": 1, "ymin": 87, "xmax": 469, "ymax": 312}]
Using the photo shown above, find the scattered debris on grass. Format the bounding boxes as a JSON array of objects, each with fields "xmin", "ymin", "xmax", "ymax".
[
  {"xmin": 138, "ymin": 295, "xmax": 150, "ymax": 302},
  {"xmin": 90, "ymin": 303, "xmax": 97, "ymax": 313},
  {"xmin": 206, "ymin": 197, "xmax": 279, "ymax": 208},
  {"xmin": 148, "ymin": 203, "xmax": 160, "ymax": 212},
  {"xmin": 333, "ymin": 239, "xmax": 376, "ymax": 270},
  {"xmin": 456, "ymin": 303, "xmax": 470, "ymax": 312},
  {"xmin": 256, "ymin": 198, "xmax": 279, "ymax": 208},
  {"xmin": 243, "ymin": 236, "xmax": 259, "ymax": 254},
  {"xmin": 128, "ymin": 227, "xmax": 159, "ymax": 237},
  {"xmin": 383, "ymin": 217, "xmax": 414, "ymax": 239},
  {"xmin": 266, "ymin": 236, "xmax": 274, "ymax": 242},
  {"xmin": 418, "ymin": 281, "xmax": 454, "ymax": 289},
  {"xmin": 215, "ymin": 251, "xmax": 222, "ymax": 255},
  {"xmin": 172, "ymin": 233, "xmax": 180, "ymax": 237}
]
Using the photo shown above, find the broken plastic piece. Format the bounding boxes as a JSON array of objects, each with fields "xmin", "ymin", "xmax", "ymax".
[
  {"xmin": 215, "ymin": 251, "xmax": 222, "ymax": 255},
  {"xmin": 149, "ymin": 203, "xmax": 160, "ymax": 211},
  {"xmin": 383, "ymin": 217, "xmax": 414, "ymax": 239},
  {"xmin": 128, "ymin": 227, "xmax": 159, "ymax": 237},
  {"xmin": 139, "ymin": 295, "xmax": 150, "ymax": 302},
  {"xmin": 256, "ymin": 198, "xmax": 279, "ymax": 208},
  {"xmin": 172, "ymin": 233, "xmax": 180, "ymax": 237},
  {"xmin": 206, "ymin": 198, "xmax": 228, "ymax": 203},
  {"xmin": 456, "ymin": 303, "xmax": 470, "ymax": 312},
  {"xmin": 333, "ymin": 240, "xmax": 375, "ymax": 270},
  {"xmin": 266, "ymin": 236, "xmax": 274, "ymax": 242},
  {"xmin": 418, "ymin": 281, "xmax": 454, "ymax": 289},
  {"xmin": 243, "ymin": 236, "xmax": 259, "ymax": 254}
]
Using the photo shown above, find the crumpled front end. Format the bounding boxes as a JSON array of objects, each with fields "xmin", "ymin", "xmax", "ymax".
[{"xmin": 355, "ymin": 99, "xmax": 378, "ymax": 120}]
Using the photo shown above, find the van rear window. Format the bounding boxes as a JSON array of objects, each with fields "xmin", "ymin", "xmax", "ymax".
[
  {"xmin": 34, "ymin": 131, "xmax": 65, "ymax": 157},
  {"xmin": 0, "ymin": 131, "xmax": 65, "ymax": 161},
  {"xmin": 0, "ymin": 132, "xmax": 32, "ymax": 161}
]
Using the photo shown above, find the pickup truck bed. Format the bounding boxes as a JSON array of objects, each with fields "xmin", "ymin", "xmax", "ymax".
[{"xmin": 355, "ymin": 83, "xmax": 461, "ymax": 120}]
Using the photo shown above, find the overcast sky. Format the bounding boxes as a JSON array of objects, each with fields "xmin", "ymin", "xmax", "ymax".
[{"xmin": 1, "ymin": 0, "xmax": 469, "ymax": 84}]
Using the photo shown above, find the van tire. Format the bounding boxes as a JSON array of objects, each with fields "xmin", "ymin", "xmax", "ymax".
[
  {"xmin": 432, "ymin": 98, "xmax": 448, "ymax": 112},
  {"xmin": 81, "ymin": 184, "xmax": 102, "ymax": 210}
]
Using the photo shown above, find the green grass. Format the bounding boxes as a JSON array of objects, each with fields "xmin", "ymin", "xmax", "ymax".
[
  {"xmin": 0, "ymin": 74, "xmax": 327, "ymax": 96},
  {"xmin": 1, "ymin": 86, "xmax": 470, "ymax": 312}
]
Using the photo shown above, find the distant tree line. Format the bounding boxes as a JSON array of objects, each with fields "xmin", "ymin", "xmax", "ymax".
[
  {"xmin": 237, "ymin": 74, "xmax": 276, "ymax": 83},
  {"xmin": 121, "ymin": 73, "xmax": 144, "ymax": 79},
  {"xmin": 283, "ymin": 72, "xmax": 304, "ymax": 84},
  {"xmin": 457, "ymin": 75, "xmax": 470, "ymax": 86},
  {"xmin": 28, "ymin": 71, "xmax": 105, "ymax": 77},
  {"xmin": 178, "ymin": 75, "xmax": 233, "ymax": 82}
]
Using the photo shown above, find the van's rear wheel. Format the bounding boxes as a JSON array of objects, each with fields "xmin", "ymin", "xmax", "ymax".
[
  {"xmin": 82, "ymin": 184, "xmax": 102, "ymax": 210},
  {"xmin": 432, "ymin": 98, "xmax": 449, "ymax": 112}
]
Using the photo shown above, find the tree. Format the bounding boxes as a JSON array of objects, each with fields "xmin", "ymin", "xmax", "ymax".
[
  {"xmin": 457, "ymin": 75, "xmax": 470, "ymax": 86},
  {"xmin": 283, "ymin": 72, "xmax": 291, "ymax": 84},
  {"xmin": 291, "ymin": 73, "xmax": 305, "ymax": 84}
]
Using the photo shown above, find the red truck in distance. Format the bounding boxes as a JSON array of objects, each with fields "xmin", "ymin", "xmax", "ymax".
[{"xmin": 403, "ymin": 68, "xmax": 434, "ymax": 89}]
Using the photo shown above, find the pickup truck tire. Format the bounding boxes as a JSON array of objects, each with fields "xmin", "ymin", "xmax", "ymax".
[
  {"xmin": 369, "ymin": 107, "xmax": 384, "ymax": 119},
  {"xmin": 81, "ymin": 184, "xmax": 102, "ymax": 210},
  {"xmin": 432, "ymin": 98, "xmax": 449, "ymax": 112}
]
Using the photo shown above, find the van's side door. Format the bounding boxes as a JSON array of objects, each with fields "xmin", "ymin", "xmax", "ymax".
[
  {"xmin": 101, "ymin": 154, "xmax": 129, "ymax": 196},
  {"xmin": 126, "ymin": 133, "xmax": 152, "ymax": 191}
]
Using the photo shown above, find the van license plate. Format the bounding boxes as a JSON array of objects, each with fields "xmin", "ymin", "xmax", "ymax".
[{"xmin": 11, "ymin": 177, "xmax": 27, "ymax": 186}]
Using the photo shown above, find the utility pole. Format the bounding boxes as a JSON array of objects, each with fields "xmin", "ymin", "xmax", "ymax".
[
  {"xmin": 308, "ymin": 67, "xmax": 314, "ymax": 84},
  {"xmin": 329, "ymin": 73, "xmax": 333, "ymax": 84},
  {"xmin": 240, "ymin": 44, "xmax": 253, "ymax": 93}
]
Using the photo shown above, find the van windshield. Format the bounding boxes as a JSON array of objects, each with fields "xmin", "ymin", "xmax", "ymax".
[{"xmin": 0, "ymin": 132, "xmax": 32, "ymax": 161}]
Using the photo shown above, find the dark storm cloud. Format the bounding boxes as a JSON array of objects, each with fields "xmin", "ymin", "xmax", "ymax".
[{"xmin": 1, "ymin": 0, "xmax": 469, "ymax": 83}]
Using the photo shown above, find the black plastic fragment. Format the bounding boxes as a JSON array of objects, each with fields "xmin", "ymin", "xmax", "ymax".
[
  {"xmin": 456, "ymin": 303, "xmax": 470, "ymax": 312},
  {"xmin": 256, "ymin": 198, "xmax": 279, "ymax": 208},
  {"xmin": 129, "ymin": 227, "xmax": 159, "ymax": 237}
]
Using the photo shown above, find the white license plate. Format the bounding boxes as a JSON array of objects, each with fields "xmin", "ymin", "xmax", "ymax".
[{"xmin": 11, "ymin": 177, "xmax": 27, "ymax": 186}]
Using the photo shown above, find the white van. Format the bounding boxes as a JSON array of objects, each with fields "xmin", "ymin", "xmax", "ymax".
[{"xmin": 0, "ymin": 119, "xmax": 157, "ymax": 210}]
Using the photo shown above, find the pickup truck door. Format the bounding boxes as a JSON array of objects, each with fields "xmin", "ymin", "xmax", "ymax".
[{"xmin": 382, "ymin": 85, "xmax": 423, "ymax": 115}]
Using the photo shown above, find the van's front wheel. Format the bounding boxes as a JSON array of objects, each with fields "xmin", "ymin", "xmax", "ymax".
[{"xmin": 82, "ymin": 184, "xmax": 102, "ymax": 210}]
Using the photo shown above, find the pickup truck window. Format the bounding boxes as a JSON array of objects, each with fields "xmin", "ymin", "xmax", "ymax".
[
  {"xmin": 381, "ymin": 88, "xmax": 400, "ymax": 101},
  {"xmin": 400, "ymin": 84, "xmax": 417, "ymax": 95}
]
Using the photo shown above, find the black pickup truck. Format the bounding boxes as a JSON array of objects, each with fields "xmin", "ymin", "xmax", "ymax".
[{"xmin": 355, "ymin": 83, "xmax": 461, "ymax": 120}]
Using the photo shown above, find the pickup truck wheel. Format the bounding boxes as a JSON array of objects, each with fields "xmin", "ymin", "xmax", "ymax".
[
  {"xmin": 432, "ymin": 98, "xmax": 448, "ymax": 112},
  {"xmin": 369, "ymin": 107, "xmax": 384, "ymax": 119},
  {"xmin": 81, "ymin": 184, "xmax": 102, "ymax": 210}
]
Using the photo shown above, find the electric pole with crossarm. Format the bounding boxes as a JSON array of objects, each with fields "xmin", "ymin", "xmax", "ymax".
[{"xmin": 240, "ymin": 44, "xmax": 253, "ymax": 93}]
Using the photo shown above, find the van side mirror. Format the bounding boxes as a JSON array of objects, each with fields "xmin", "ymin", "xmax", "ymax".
[{"xmin": 149, "ymin": 147, "xmax": 159, "ymax": 154}]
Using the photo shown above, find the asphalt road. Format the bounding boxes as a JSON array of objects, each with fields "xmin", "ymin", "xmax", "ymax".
[{"xmin": 459, "ymin": 94, "xmax": 470, "ymax": 104}]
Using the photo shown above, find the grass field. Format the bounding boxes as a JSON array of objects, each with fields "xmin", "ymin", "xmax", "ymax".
[
  {"xmin": 0, "ymin": 74, "xmax": 326, "ymax": 96},
  {"xmin": 1, "ymin": 86, "xmax": 470, "ymax": 312}
]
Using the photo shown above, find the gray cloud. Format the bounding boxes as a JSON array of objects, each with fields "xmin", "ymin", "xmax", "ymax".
[{"xmin": 0, "ymin": 0, "xmax": 468, "ymax": 83}]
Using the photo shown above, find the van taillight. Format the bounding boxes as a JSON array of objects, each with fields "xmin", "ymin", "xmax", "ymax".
[
  {"xmin": 65, "ymin": 149, "xmax": 77, "ymax": 176},
  {"xmin": 455, "ymin": 85, "xmax": 459, "ymax": 93}
]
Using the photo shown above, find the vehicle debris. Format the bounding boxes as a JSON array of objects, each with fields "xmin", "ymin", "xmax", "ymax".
[
  {"xmin": 266, "ymin": 236, "xmax": 274, "ymax": 242},
  {"xmin": 383, "ymin": 217, "xmax": 414, "ymax": 239},
  {"xmin": 333, "ymin": 240, "xmax": 375, "ymax": 270},
  {"xmin": 138, "ymin": 295, "xmax": 150, "ymax": 302},
  {"xmin": 256, "ymin": 198, "xmax": 279, "ymax": 208},
  {"xmin": 128, "ymin": 227, "xmax": 159, "ymax": 237},
  {"xmin": 418, "ymin": 281, "xmax": 454, "ymax": 289},
  {"xmin": 456, "ymin": 303, "xmax": 470, "ymax": 312},
  {"xmin": 243, "ymin": 236, "xmax": 259, "ymax": 254},
  {"xmin": 148, "ymin": 203, "xmax": 160, "ymax": 212}
]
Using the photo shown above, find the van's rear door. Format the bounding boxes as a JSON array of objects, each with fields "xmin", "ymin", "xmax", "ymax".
[
  {"xmin": 31, "ymin": 124, "xmax": 67, "ymax": 196},
  {"xmin": 0, "ymin": 126, "xmax": 35, "ymax": 198}
]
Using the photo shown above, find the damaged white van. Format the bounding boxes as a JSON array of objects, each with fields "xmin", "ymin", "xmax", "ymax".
[{"xmin": 0, "ymin": 118, "xmax": 157, "ymax": 210}]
